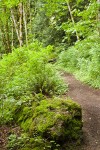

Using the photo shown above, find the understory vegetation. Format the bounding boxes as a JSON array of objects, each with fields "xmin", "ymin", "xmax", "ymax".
[
  {"xmin": 0, "ymin": 43, "xmax": 67, "ymax": 123},
  {"xmin": 0, "ymin": 43, "xmax": 82, "ymax": 150},
  {"xmin": 0, "ymin": 0, "xmax": 100, "ymax": 149},
  {"xmin": 58, "ymin": 34, "xmax": 100, "ymax": 88}
]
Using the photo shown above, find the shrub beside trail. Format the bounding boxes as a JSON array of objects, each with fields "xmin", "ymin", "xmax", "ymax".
[{"xmin": 58, "ymin": 35, "xmax": 100, "ymax": 88}]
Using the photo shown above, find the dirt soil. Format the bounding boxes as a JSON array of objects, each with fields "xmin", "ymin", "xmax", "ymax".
[
  {"xmin": 63, "ymin": 72, "xmax": 100, "ymax": 150},
  {"xmin": 0, "ymin": 125, "xmax": 21, "ymax": 150}
]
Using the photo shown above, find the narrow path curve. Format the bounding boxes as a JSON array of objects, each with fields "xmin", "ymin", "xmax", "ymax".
[{"xmin": 63, "ymin": 72, "xmax": 100, "ymax": 150}]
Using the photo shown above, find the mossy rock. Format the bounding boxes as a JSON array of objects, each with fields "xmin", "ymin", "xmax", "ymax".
[
  {"xmin": 31, "ymin": 98, "xmax": 82, "ymax": 142},
  {"xmin": 19, "ymin": 98, "xmax": 82, "ymax": 143},
  {"xmin": 10, "ymin": 97, "xmax": 82, "ymax": 149}
]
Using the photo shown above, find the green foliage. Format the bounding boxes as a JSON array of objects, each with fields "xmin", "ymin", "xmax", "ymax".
[
  {"xmin": 32, "ymin": 1, "xmax": 66, "ymax": 47},
  {"xmin": 7, "ymin": 133, "xmax": 30, "ymax": 150},
  {"xmin": 0, "ymin": 96, "xmax": 16, "ymax": 124},
  {"xmin": 7, "ymin": 133, "xmax": 60, "ymax": 150},
  {"xmin": 7, "ymin": 97, "xmax": 82, "ymax": 150},
  {"xmin": 0, "ymin": 42, "xmax": 67, "ymax": 124},
  {"xmin": 0, "ymin": 0, "xmax": 98, "ymax": 53},
  {"xmin": 58, "ymin": 34, "xmax": 100, "ymax": 88},
  {"xmin": 61, "ymin": 0, "xmax": 98, "ymax": 39},
  {"xmin": 0, "ymin": 42, "xmax": 67, "ymax": 97}
]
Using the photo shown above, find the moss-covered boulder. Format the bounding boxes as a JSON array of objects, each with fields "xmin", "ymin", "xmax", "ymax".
[{"xmin": 16, "ymin": 97, "xmax": 82, "ymax": 149}]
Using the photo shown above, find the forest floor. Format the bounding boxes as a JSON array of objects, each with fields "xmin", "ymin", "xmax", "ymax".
[
  {"xmin": 0, "ymin": 125, "xmax": 21, "ymax": 150},
  {"xmin": 63, "ymin": 72, "xmax": 100, "ymax": 150},
  {"xmin": 0, "ymin": 72, "xmax": 100, "ymax": 150}
]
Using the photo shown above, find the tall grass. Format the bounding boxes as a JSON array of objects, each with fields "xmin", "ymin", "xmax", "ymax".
[{"xmin": 58, "ymin": 35, "xmax": 100, "ymax": 88}]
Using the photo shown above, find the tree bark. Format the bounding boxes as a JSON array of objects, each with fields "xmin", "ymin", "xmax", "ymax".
[
  {"xmin": 3, "ymin": 7, "xmax": 11, "ymax": 53},
  {"xmin": 23, "ymin": 4, "xmax": 28, "ymax": 45},
  {"xmin": 5, "ymin": 20, "xmax": 11, "ymax": 53},
  {"xmin": 11, "ymin": 8, "xmax": 20, "ymax": 45},
  {"xmin": 66, "ymin": 1, "xmax": 80, "ymax": 41},
  {"xmin": 29, "ymin": 0, "xmax": 32, "ymax": 35},
  {"xmin": 11, "ymin": 22, "xmax": 14, "ymax": 48},
  {"xmin": 97, "ymin": 0, "xmax": 100, "ymax": 36},
  {"xmin": 0, "ymin": 27, "xmax": 8, "ymax": 53},
  {"xmin": 19, "ymin": 2, "xmax": 23, "ymax": 47}
]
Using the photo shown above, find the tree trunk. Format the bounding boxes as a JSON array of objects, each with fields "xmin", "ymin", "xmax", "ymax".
[
  {"xmin": 66, "ymin": 1, "xmax": 80, "ymax": 41},
  {"xmin": 29, "ymin": 0, "xmax": 32, "ymax": 35},
  {"xmin": 5, "ymin": 20, "xmax": 11, "ymax": 53},
  {"xmin": 23, "ymin": 4, "xmax": 28, "ymax": 46},
  {"xmin": 19, "ymin": 2, "xmax": 23, "ymax": 47},
  {"xmin": 11, "ymin": 22, "xmax": 14, "ymax": 48},
  {"xmin": 0, "ymin": 27, "xmax": 8, "ymax": 53},
  {"xmin": 3, "ymin": 7, "xmax": 11, "ymax": 53},
  {"xmin": 97, "ymin": 0, "xmax": 100, "ymax": 36},
  {"xmin": 11, "ymin": 8, "xmax": 20, "ymax": 45}
]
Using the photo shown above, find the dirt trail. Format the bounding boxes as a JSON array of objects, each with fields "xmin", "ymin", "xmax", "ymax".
[{"xmin": 63, "ymin": 72, "xmax": 100, "ymax": 150}]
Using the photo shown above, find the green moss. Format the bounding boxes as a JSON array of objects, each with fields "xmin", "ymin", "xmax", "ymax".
[
  {"xmin": 15, "ymin": 97, "xmax": 82, "ymax": 150},
  {"xmin": 29, "ymin": 98, "xmax": 82, "ymax": 141},
  {"xmin": 18, "ymin": 107, "xmax": 32, "ymax": 121},
  {"xmin": 21, "ymin": 118, "xmax": 33, "ymax": 131},
  {"xmin": 19, "ymin": 148, "xmax": 32, "ymax": 150}
]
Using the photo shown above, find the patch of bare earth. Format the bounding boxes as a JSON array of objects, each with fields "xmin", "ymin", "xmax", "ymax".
[
  {"xmin": 0, "ymin": 125, "xmax": 21, "ymax": 150},
  {"xmin": 63, "ymin": 72, "xmax": 100, "ymax": 150}
]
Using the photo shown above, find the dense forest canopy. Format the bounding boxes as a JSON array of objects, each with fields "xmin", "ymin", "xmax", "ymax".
[{"xmin": 0, "ymin": 0, "xmax": 99, "ymax": 53}]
